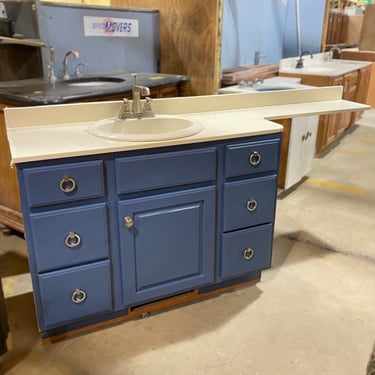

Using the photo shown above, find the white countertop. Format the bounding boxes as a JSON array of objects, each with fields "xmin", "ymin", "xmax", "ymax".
[
  {"xmin": 279, "ymin": 53, "xmax": 372, "ymax": 77},
  {"xmin": 4, "ymin": 86, "xmax": 369, "ymax": 164}
]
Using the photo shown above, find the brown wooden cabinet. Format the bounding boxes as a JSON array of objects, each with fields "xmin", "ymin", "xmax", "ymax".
[
  {"xmin": 279, "ymin": 65, "xmax": 370, "ymax": 153},
  {"xmin": 0, "ymin": 83, "xmax": 188, "ymax": 233},
  {"xmin": 341, "ymin": 49, "xmax": 375, "ymax": 108},
  {"xmin": 352, "ymin": 65, "xmax": 371, "ymax": 123}
]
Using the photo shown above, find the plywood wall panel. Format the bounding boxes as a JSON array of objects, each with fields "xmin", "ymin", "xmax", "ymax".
[{"xmin": 111, "ymin": 0, "xmax": 222, "ymax": 95}]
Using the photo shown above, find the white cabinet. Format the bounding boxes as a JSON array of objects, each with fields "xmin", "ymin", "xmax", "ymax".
[{"xmin": 284, "ymin": 115, "xmax": 319, "ymax": 190}]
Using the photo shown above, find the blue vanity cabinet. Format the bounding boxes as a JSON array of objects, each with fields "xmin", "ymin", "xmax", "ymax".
[{"xmin": 15, "ymin": 132, "xmax": 281, "ymax": 337}]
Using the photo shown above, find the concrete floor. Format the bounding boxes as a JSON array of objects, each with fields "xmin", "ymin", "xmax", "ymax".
[{"xmin": 1, "ymin": 111, "xmax": 375, "ymax": 375}]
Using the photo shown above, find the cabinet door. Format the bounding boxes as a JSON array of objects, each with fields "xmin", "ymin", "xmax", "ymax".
[
  {"xmin": 284, "ymin": 116, "xmax": 318, "ymax": 189},
  {"xmin": 118, "ymin": 187, "xmax": 215, "ymax": 306},
  {"xmin": 38, "ymin": 260, "xmax": 112, "ymax": 329},
  {"xmin": 221, "ymin": 224, "xmax": 273, "ymax": 280}
]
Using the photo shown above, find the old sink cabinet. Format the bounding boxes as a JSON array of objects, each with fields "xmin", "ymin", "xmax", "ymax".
[
  {"xmin": 279, "ymin": 64, "xmax": 372, "ymax": 153},
  {"xmin": 16, "ymin": 133, "xmax": 281, "ymax": 338}
]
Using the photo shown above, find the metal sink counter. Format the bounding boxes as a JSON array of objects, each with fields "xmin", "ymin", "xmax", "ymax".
[{"xmin": 0, "ymin": 72, "xmax": 190, "ymax": 106}]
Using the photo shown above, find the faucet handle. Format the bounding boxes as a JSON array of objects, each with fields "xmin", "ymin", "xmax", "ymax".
[
  {"xmin": 132, "ymin": 73, "xmax": 137, "ymax": 85},
  {"xmin": 144, "ymin": 96, "xmax": 153, "ymax": 113},
  {"xmin": 118, "ymin": 98, "xmax": 131, "ymax": 119},
  {"xmin": 74, "ymin": 62, "xmax": 86, "ymax": 77},
  {"xmin": 143, "ymin": 97, "xmax": 155, "ymax": 117}
]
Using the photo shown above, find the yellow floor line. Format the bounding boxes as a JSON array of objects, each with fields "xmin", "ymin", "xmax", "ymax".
[
  {"xmin": 358, "ymin": 137, "xmax": 375, "ymax": 143},
  {"xmin": 335, "ymin": 149, "xmax": 365, "ymax": 156},
  {"xmin": 305, "ymin": 178, "xmax": 368, "ymax": 195}
]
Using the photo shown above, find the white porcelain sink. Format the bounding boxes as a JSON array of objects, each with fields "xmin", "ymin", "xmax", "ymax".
[
  {"xmin": 87, "ymin": 115, "xmax": 203, "ymax": 142},
  {"xmin": 279, "ymin": 59, "xmax": 371, "ymax": 76}
]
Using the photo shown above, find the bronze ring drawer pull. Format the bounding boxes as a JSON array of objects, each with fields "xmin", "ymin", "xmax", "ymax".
[
  {"xmin": 59, "ymin": 176, "xmax": 77, "ymax": 193},
  {"xmin": 124, "ymin": 216, "xmax": 134, "ymax": 228},
  {"xmin": 243, "ymin": 247, "xmax": 255, "ymax": 261},
  {"xmin": 249, "ymin": 151, "xmax": 261, "ymax": 166},
  {"xmin": 247, "ymin": 198, "xmax": 257, "ymax": 212},
  {"xmin": 71, "ymin": 288, "xmax": 87, "ymax": 304},
  {"xmin": 65, "ymin": 232, "xmax": 81, "ymax": 248}
]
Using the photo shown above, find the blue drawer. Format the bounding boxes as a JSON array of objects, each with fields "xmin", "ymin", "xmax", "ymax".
[
  {"xmin": 223, "ymin": 175, "xmax": 277, "ymax": 232},
  {"xmin": 30, "ymin": 203, "xmax": 109, "ymax": 272},
  {"xmin": 38, "ymin": 260, "xmax": 112, "ymax": 328},
  {"xmin": 221, "ymin": 224, "xmax": 273, "ymax": 280},
  {"xmin": 224, "ymin": 138, "xmax": 280, "ymax": 178},
  {"xmin": 23, "ymin": 160, "xmax": 104, "ymax": 207},
  {"xmin": 115, "ymin": 147, "xmax": 217, "ymax": 194}
]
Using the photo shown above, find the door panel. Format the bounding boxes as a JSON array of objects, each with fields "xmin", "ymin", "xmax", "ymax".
[{"xmin": 118, "ymin": 187, "xmax": 216, "ymax": 306}]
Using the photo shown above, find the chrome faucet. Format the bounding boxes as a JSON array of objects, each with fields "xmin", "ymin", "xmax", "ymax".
[
  {"xmin": 62, "ymin": 50, "xmax": 79, "ymax": 80},
  {"xmin": 295, "ymin": 50, "xmax": 313, "ymax": 68},
  {"xmin": 119, "ymin": 85, "xmax": 155, "ymax": 120},
  {"xmin": 328, "ymin": 46, "xmax": 341, "ymax": 61},
  {"xmin": 253, "ymin": 51, "xmax": 266, "ymax": 65},
  {"xmin": 239, "ymin": 78, "xmax": 264, "ymax": 88}
]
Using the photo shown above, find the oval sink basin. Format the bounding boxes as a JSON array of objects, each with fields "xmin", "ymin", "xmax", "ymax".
[
  {"xmin": 255, "ymin": 86, "xmax": 296, "ymax": 92},
  {"xmin": 87, "ymin": 115, "xmax": 203, "ymax": 142},
  {"xmin": 63, "ymin": 77, "xmax": 125, "ymax": 87}
]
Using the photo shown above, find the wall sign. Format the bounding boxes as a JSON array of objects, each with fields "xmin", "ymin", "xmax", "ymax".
[{"xmin": 83, "ymin": 16, "xmax": 139, "ymax": 37}]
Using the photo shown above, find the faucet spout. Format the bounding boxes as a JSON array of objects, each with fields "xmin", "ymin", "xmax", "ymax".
[
  {"xmin": 295, "ymin": 50, "xmax": 313, "ymax": 69},
  {"xmin": 132, "ymin": 85, "xmax": 151, "ymax": 116},
  {"xmin": 62, "ymin": 50, "xmax": 79, "ymax": 80}
]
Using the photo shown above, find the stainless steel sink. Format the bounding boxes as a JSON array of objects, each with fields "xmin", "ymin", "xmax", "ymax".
[
  {"xmin": 87, "ymin": 115, "xmax": 203, "ymax": 142},
  {"xmin": 63, "ymin": 77, "xmax": 125, "ymax": 87}
]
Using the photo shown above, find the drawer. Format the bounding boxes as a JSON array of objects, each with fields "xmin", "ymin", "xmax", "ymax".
[
  {"xmin": 116, "ymin": 147, "xmax": 216, "ymax": 194},
  {"xmin": 224, "ymin": 138, "xmax": 280, "ymax": 178},
  {"xmin": 223, "ymin": 175, "xmax": 277, "ymax": 232},
  {"xmin": 38, "ymin": 260, "xmax": 112, "ymax": 328},
  {"xmin": 30, "ymin": 203, "xmax": 109, "ymax": 272},
  {"xmin": 221, "ymin": 224, "xmax": 273, "ymax": 280},
  {"xmin": 23, "ymin": 160, "xmax": 104, "ymax": 207}
]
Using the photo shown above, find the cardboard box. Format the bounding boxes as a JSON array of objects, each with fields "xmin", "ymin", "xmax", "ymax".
[
  {"xmin": 341, "ymin": 14, "xmax": 363, "ymax": 44},
  {"xmin": 359, "ymin": 5, "xmax": 375, "ymax": 51}
]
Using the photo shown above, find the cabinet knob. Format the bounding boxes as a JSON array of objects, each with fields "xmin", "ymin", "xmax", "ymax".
[
  {"xmin": 246, "ymin": 198, "xmax": 258, "ymax": 212},
  {"xmin": 124, "ymin": 216, "xmax": 134, "ymax": 228},
  {"xmin": 59, "ymin": 176, "xmax": 77, "ymax": 193},
  {"xmin": 71, "ymin": 288, "xmax": 87, "ymax": 304},
  {"xmin": 64, "ymin": 232, "xmax": 81, "ymax": 249},
  {"xmin": 249, "ymin": 151, "xmax": 261, "ymax": 166},
  {"xmin": 243, "ymin": 247, "xmax": 255, "ymax": 261}
]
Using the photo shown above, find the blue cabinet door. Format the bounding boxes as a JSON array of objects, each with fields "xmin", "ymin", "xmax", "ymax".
[{"xmin": 118, "ymin": 187, "xmax": 216, "ymax": 306}]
